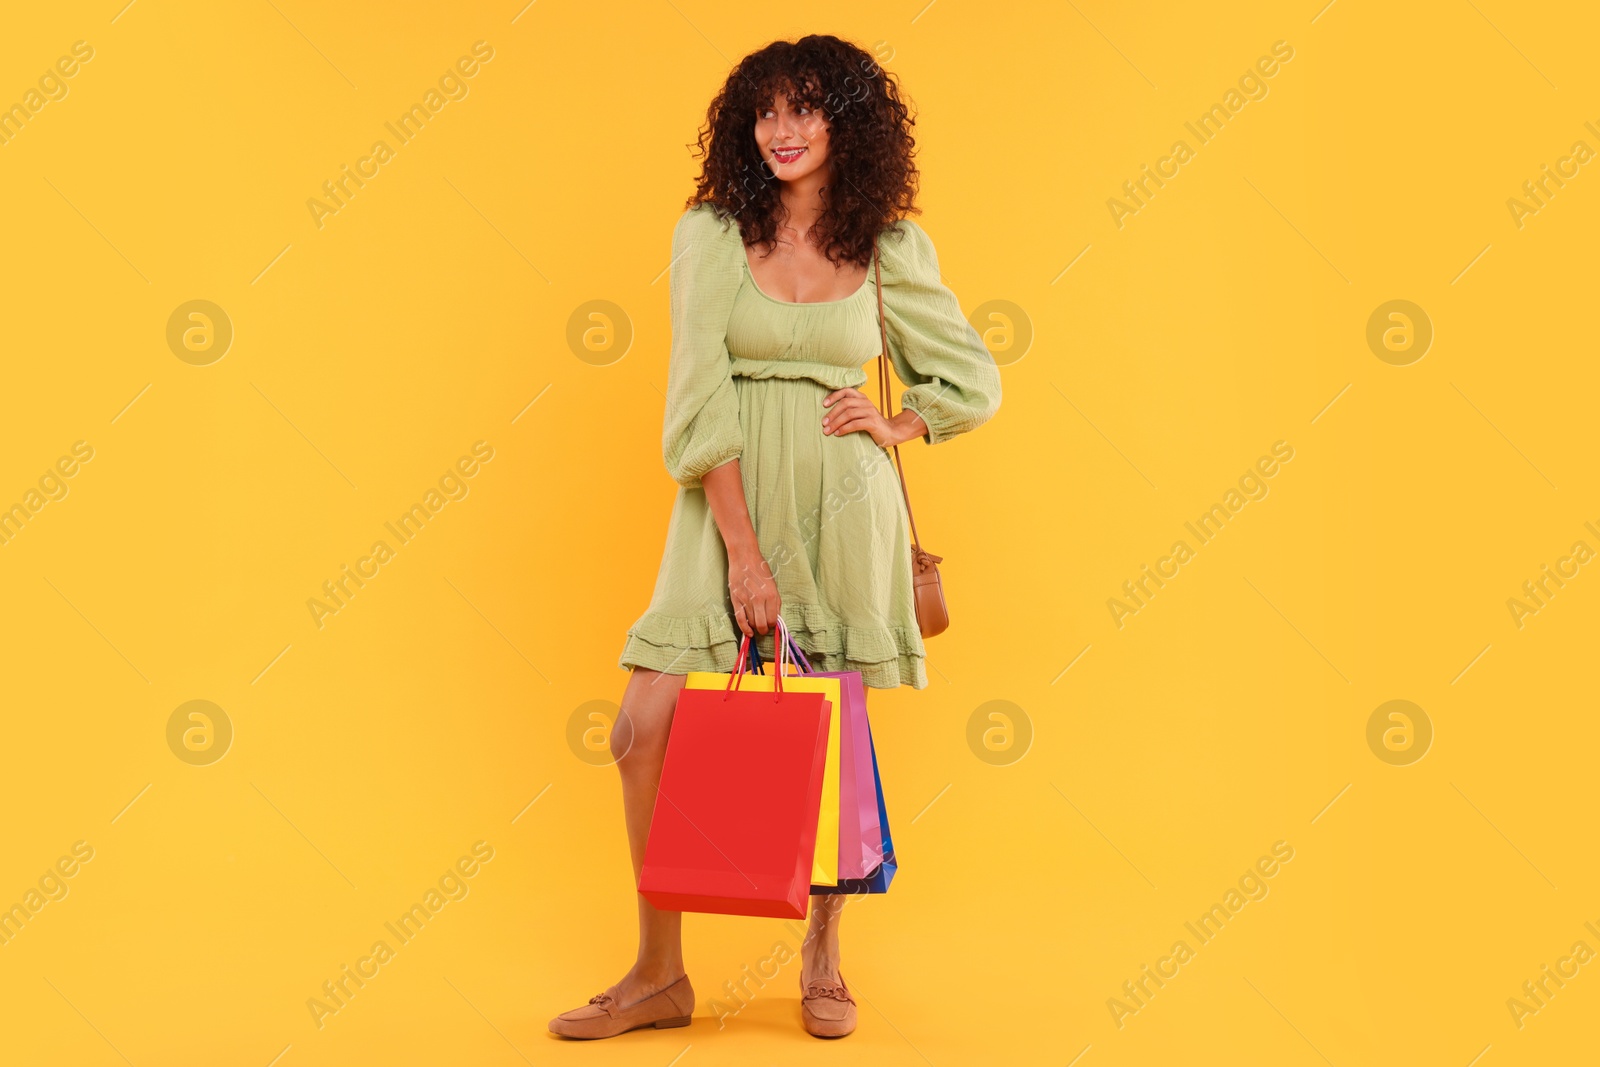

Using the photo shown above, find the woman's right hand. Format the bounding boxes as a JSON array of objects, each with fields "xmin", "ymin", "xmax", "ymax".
[{"xmin": 728, "ymin": 549, "xmax": 781, "ymax": 637}]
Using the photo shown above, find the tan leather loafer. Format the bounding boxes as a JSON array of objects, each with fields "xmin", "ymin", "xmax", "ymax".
[
  {"xmin": 800, "ymin": 972, "xmax": 857, "ymax": 1038},
  {"xmin": 549, "ymin": 974, "xmax": 694, "ymax": 1039}
]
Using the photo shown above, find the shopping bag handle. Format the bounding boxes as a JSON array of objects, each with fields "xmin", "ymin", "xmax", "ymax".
[
  {"xmin": 724, "ymin": 633, "xmax": 752, "ymax": 696},
  {"xmin": 752, "ymin": 621, "xmax": 812, "ymax": 676},
  {"xmin": 722, "ymin": 623, "xmax": 786, "ymax": 702},
  {"xmin": 785, "ymin": 630, "xmax": 814, "ymax": 673},
  {"xmin": 774, "ymin": 615, "xmax": 794, "ymax": 680}
]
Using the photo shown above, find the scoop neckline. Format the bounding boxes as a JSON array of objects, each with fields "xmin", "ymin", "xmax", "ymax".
[{"xmin": 740, "ymin": 248, "xmax": 874, "ymax": 306}]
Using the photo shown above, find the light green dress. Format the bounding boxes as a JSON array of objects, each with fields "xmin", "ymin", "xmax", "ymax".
[{"xmin": 618, "ymin": 202, "xmax": 1001, "ymax": 689}]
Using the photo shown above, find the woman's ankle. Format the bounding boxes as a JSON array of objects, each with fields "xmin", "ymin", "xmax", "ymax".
[
  {"xmin": 800, "ymin": 946, "xmax": 841, "ymax": 981},
  {"xmin": 626, "ymin": 959, "xmax": 687, "ymax": 987}
]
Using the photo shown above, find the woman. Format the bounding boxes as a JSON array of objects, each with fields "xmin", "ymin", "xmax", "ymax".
[{"xmin": 550, "ymin": 34, "xmax": 1001, "ymax": 1041}]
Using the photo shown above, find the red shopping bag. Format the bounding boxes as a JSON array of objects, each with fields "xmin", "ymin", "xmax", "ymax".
[{"xmin": 637, "ymin": 631, "xmax": 832, "ymax": 919}]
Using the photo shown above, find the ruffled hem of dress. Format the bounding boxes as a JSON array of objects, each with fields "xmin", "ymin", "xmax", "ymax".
[
  {"xmin": 617, "ymin": 608, "xmax": 742, "ymax": 676},
  {"xmin": 618, "ymin": 604, "xmax": 926, "ymax": 690}
]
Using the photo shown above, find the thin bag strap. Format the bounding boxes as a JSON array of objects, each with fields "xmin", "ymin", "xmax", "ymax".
[{"xmin": 873, "ymin": 244, "xmax": 926, "ymax": 553}]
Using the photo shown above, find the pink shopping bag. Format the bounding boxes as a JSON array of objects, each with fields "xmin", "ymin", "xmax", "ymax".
[{"xmin": 780, "ymin": 631, "xmax": 883, "ymax": 880}]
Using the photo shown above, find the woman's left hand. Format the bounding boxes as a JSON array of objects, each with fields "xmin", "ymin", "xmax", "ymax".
[{"xmin": 822, "ymin": 387, "xmax": 919, "ymax": 448}]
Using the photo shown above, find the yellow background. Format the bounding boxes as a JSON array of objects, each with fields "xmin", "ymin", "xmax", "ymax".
[{"xmin": 1, "ymin": 1, "xmax": 1597, "ymax": 1064}]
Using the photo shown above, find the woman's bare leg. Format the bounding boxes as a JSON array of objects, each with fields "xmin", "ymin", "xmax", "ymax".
[
  {"xmin": 606, "ymin": 665, "xmax": 689, "ymax": 1001},
  {"xmin": 801, "ymin": 891, "xmax": 845, "ymax": 984}
]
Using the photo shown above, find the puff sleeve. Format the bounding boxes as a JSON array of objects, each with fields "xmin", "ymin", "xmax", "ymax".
[
  {"xmin": 661, "ymin": 205, "xmax": 746, "ymax": 489},
  {"xmin": 877, "ymin": 220, "xmax": 1002, "ymax": 445}
]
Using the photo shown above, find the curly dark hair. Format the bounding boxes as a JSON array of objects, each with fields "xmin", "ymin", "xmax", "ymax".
[{"xmin": 683, "ymin": 34, "xmax": 920, "ymax": 269}]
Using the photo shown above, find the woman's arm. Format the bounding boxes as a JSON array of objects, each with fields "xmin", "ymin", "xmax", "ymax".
[
  {"xmin": 822, "ymin": 221, "xmax": 995, "ymax": 449},
  {"xmin": 659, "ymin": 208, "xmax": 779, "ymax": 637},
  {"xmin": 877, "ymin": 220, "xmax": 1003, "ymax": 444},
  {"xmin": 700, "ymin": 458, "xmax": 779, "ymax": 637},
  {"xmin": 662, "ymin": 206, "xmax": 745, "ymax": 488}
]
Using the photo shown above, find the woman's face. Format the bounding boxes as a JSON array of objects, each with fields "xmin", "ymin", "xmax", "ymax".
[{"xmin": 754, "ymin": 88, "xmax": 830, "ymax": 182}]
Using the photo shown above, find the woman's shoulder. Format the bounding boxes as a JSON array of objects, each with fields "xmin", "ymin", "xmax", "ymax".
[
  {"xmin": 669, "ymin": 202, "xmax": 746, "ymax": 292},
  {"xmin": 674, "ymin": 200, "xmax": 743, "ymax": 248},
  {"xmin": 876, "ymin": 216, "xmax": 938, "ymax": 284}
]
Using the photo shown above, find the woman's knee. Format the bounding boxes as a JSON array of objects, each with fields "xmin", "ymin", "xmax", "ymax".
[{"xmin": 613, "ymin": 667, "xmax": 683, "ymax": 766}]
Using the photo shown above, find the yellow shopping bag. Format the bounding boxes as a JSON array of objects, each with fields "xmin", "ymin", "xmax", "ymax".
[{"xmin": 685, "ymin": 617, "xmax": 840, "ymax": 887}]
